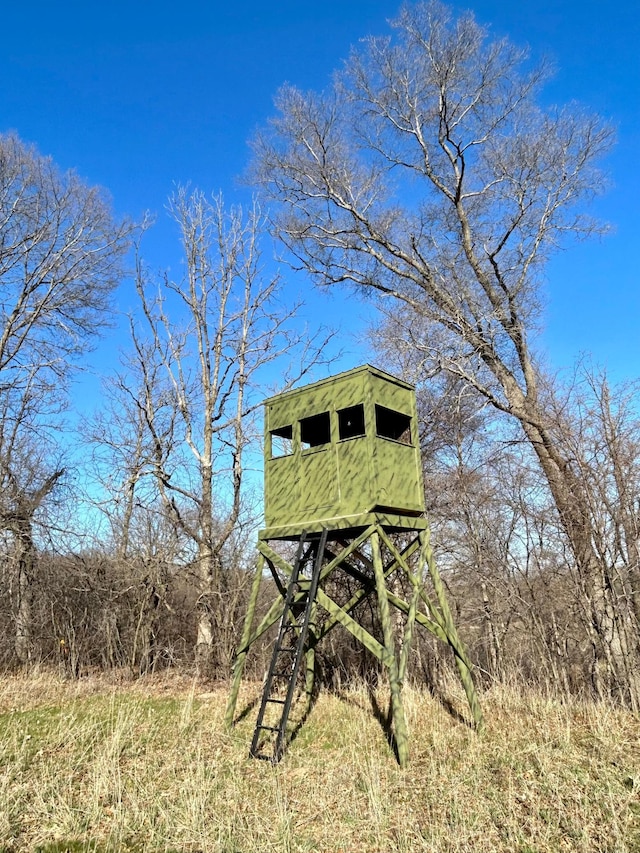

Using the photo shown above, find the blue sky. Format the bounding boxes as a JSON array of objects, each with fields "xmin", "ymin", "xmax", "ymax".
[{"xmin": 2, "ymin": 0, "xmax": 638, "ymax": 402}]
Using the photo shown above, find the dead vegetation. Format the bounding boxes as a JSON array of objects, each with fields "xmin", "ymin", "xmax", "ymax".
[{"xmin": 1, "ymin": 670, "xmax": 638, "ymax": 852}]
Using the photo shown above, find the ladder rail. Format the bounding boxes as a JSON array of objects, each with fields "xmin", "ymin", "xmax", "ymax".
[
  {"xmin": 250, "ymin": 532, "xmax": 308, "ymax": 758},
  {"xmin": 273, "ymin": 528, "xmax": 327, "ymax": 762},
  {"xmin": 250, "ymin": 529, "xmax": 328, "ymax": 763}
]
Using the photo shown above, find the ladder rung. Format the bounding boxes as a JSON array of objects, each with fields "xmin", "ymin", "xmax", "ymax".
[
  {"xmin": 266, "ymin": 698, "xmax": 286, "ymax": 704},
  {"xmin": 258, "ymin": 725, "xmax": 280, "ymax": 732}
]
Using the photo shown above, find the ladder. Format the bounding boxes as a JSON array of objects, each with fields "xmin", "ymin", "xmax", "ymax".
[{"xmin": 250, "ymin": 529, "xmax": 328, "ymax": 763}]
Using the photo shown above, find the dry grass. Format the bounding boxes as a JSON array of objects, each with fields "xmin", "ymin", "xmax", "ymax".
[{"xmin": 0, "ymin": 669, "xmax": 639, "ymax": 852}]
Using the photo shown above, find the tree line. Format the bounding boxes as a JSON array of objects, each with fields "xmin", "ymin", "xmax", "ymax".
[{"xmin": 1, "ymin": 2, "xmax": 638, "ymax": 707}]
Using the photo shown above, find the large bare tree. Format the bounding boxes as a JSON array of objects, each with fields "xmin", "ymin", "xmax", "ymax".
[
  {"xmin": 129, "ymin": 189, "xmax": 332, "ymax": 675},
  {"xmin": 0, "ymin": 132, "xmax": 132, "ymax": 663},
  {"xmin": 0, "ymin": 133, "xmax": 132, "ymax": 392},
  {"xmin": 251, "ymin": 2, "xmax": 638, "ymax": 701}
]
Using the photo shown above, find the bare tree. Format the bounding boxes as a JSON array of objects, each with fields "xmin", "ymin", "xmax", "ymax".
[
  {"xmin": 128, "ymin": 189, "xmax": 333, "ymax": 676},
  {"xmin": 539, "ymin": 370, "xmax": 640, "ymax": 704},
  {"xmin": 250, "ymin": 1, "xmax": 638, "ymax": 701},
  {"xmin": 76, "ymin": 351, "xmax": 174, "ymax": 673},
  {"xmin": 0, "ymin": 132, "xmax": 133, "ymax": 664},
  {"xmin": 0, "ymin": 430, "xmax": 64, "ymax": 663},
  {"xmin": 0, "ymin": 133, "xmax": 132, "ymax": 392}
]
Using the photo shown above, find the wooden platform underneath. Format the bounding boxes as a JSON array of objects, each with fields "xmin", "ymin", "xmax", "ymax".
[{"xmin": 259, "ymin": 511, "xmax": 428, "ymax": 541}]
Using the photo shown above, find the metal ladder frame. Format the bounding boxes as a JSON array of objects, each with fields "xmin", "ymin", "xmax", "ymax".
[{"xmin": 250, "ymin": 528, "xmax": 327, "ymax": 762}]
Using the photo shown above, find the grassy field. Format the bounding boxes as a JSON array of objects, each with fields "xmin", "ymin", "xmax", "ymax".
[{"xmin": 0, "ymin": 670, "xmax": 639, "ymax": 852}]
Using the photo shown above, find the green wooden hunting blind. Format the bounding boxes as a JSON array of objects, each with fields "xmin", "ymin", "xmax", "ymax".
[
  {"xmin": 225, "ymin": 365, "xmax": 482, "ymax": 767},
  {"xmin": 263, "ymin": 365, "xmax": 425, "ymax": 538}
]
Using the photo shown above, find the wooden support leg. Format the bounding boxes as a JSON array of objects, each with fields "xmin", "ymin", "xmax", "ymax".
[
  {"xmin": 371, "ymin": 529, "xmax": 410, "ymax": 768},
  {"xmin": 304, "ymin": 602, "xmax": 318, "ymax": 712},
  {"xmin": 225, "ymin": 553, "xmax": 265, "ymax": 730},
  {"xmin": 420, "ymin": 528, "xmax": 484, "ymax": 733},
  {"xmin": 399, "ymin": 577, "xmax": 421, "ymax": 685},
  {"xmin": 376, "ymin": 527, "xmax": 421, "ymax": 687}
]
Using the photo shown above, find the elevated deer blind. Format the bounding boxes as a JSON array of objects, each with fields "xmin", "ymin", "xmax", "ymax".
[{"xmin": 225, "ymin": 365, "xmax": 482, "ymax": 766}]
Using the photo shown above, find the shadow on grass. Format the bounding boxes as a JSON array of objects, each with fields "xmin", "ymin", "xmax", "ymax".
[
  {"xmin": 331, "ymin": 674, "xmax": 474, "ymax": 761},
  {"xmin": 231, "ymin": 693, "xmax": 259, "ymax": 725},
  {"xmin": 287, "ymin": 679, "xmax": 321, "ymax": 748},
  {"xmin": 33, "ymin": 842, "xmax": 131, "ymax": 853},
  {"xmin": 366, "ymin": 683, "xmax": 400, "ymax": 763},
  {"xmin": 232, "ymin": 675, "xmax": 320, "ymax": 762},
  {"xmin": 32, "ymin": 842, "xmax": 208, "ymax": 853},
  {"xmin": 327, "ymin": 681, "xmax": 400, "ymax": 763},
  {"xmin": 435, "ymin": 693, "xmax": 473, "ymax": 729},
  {"xmin": 235, "ymin": 670, "xmax": 472, "ymax": 765},
  {"xmin": 424, "ymin": 677, "xmax": 474, "ymax": 730}
]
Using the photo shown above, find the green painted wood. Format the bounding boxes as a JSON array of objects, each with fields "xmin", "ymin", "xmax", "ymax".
[
  {"xmin": 377, "ymin": 526, "xmax": 446, "ymax": 676},
  {"xmin": 304, "ymin": 599, "xmax": 319, "ymax": 709},
  {"xmin": 419, "ymin": 528, "xmax": 485, "ymax": 733},
  {"xmin": 386, "ymin": 590, "xmax": 449, "ymax": 643},
  {"xmin": 225, "ymin": 553, "xmax": 265, "ymax": 729},
  {"xmin": 371, "ymin": 530, "xmax": 410, "ymax": 769},
  {"xmin": 267, "ymin": 531, "xmax": 328, "ymax": 763},
  {"xmin": 311, "ymin": 532, "xmax": 425, "ymax": 644},
  {"xmin": 259, "ymin": 511, "xmax": 428, "ymax": 542},
  {"xmin": 312, "ymin": 547, "xmax": 401, "ymax": 640},
  {"xmin": 238, "ymin": 533, "xmax": 377, "ymax": 657},
  {"xmin": 316, "ymin": 525, "xmax": 378, "ymax": 581},
  {"xmin": 240, "ymin": 594, "xmax": 285, "ymax": 652},
  {"xmin": 228, "ymin": 521, "xmax": 484, "ymax": 759},
  {"xmin": 356, "ymin": 523, "xmax": 483, "ymax": 733},
  {"xmin": 398, "ymin": 582, "xmax": 421, "ymax": 685},
  {"xmin": 347, "ymin": 529, "xmax": 424, "ymax": 583},
  {"xmin": 259, "ymin": 540, "xmax": 298, "ymax": 579},
  {"xmin": 263, "ymin": 366, "xmax": 425, "ymax": 535},
  {"xmin": 314, "ymin": 588, "xmax": 386, "ymax": 659}
]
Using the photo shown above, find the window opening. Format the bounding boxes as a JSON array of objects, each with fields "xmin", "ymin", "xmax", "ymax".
[
  {"xmin": 300, "ymin": 411, "xmax": 331, "ymax": 449},
  {"xmin": 338, "ymin": 404, "xmax": 365, "ymax": 440},
  {"xmin": 375, "ymin": 405, "xmax": 412, "ymax": 445},
  {"xmin": 271, "ymin": 424, "xmax": 293, "ymax": 458}
]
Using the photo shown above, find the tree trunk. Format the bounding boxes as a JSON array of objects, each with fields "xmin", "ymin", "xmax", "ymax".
[
  {"xmin": 195, "ymin": 540, "xmax": 217, "ymax": 677},
  {"xmin": 481, "ymin": 582, "xmax": 501, "ymax": 680},
  {"xmin": 14, "ymin": 521, "xmax": 37, "ymax": 665},
  {"xmin": 517, "ymin": 402, "xmax": 637, "ymax": 704}
]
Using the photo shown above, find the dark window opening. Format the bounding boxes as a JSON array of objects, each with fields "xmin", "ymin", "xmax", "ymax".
[
  {"xmin": 300, "ymin": 411, "xmax": 331, "ymax": 449},
  {"xmin": 338, "ymin": 404, "xmax": 365, "ymax": 440},
  {"xmin": 375, "ymin": 405, "xmax": 412, "ymax": 445},
  {"xmin": 271, "ymin": 424, "xmax": 293, "ymax": 458}
]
